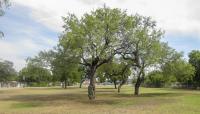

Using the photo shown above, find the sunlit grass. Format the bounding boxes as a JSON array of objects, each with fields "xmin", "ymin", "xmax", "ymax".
[{"xmin": 0, "ymin": 85, "xmax": 200, "ymax": 114}]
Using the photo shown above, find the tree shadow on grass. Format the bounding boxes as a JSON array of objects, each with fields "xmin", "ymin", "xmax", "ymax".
[
  {"xmin": 97, "ymin": 87, "xmax": 116, "ymax": 89},
  {"xmin": 96, "ymin": 90, "xmax": 116, "ymax": 93},
  {"xmin": 111, "ymin": 92, "xmax": 181, "ymax": 106},
  {"xmin": 140, "ymin": 92, "xmax": 182, "ymax": 97},
  {"xmin": 114, "ymin": 92, "xmax": 183, "ymax": 98},
  {"xmin": 1, "ymin": 89, "xmax": 183, "ymax": 109},
  {"xmin": 25, "ymin": 86, "xmax": 80, "ymax": 90},
  {"xmin": 155, "ymin": 88, "xmax": 199, "ymax": 93},
  {"xmin": 2, "ymin": 93, "xmax": 121, "ymax": 108}
]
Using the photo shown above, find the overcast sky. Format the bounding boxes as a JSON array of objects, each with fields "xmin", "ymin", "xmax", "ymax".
[{"xmin": 0, "ymin": 0, "xmax": 200, "ymax": 71}]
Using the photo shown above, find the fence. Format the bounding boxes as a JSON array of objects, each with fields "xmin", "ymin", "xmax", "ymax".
[{"xmin": 0, "ymin": 81, "xmax": 24, "ymax": 88}]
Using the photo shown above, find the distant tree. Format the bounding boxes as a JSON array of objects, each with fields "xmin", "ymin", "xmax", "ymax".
[
  {"xmin": 18, "ymin": 63, "xmax": 52, "ymax": 86},
  {"xmin": 162, "ymin": 59, "xmax": 194, "ymax": 85},
  {"xmin": 189, "ymin": 50, "xmax": 200, "ymax": 88},
  {"xmin": 26, "ymin": 50, "xmax": 54, "ymax": 69},
  {"xmin": 145, "ymin": 57, "xmax": 195, "ymax": 88},
  {"xmin": 51, "ymin": 46, "xmax": 82, "ymax": 89},
  {"xmin": 97, "ymin": 61, "xmax": 121, "ymax": 89},
  {"xmin": 60, "ymin": 6, "xmax": 131, "ymax": 100},
  {"xmin": 0, "ymin": 59, "xmax": 16, "ymax": 82},
  {"xmin": 97, "ymin": 60, "xmax": 131, "ymax": 91},
  {"xmin": 27, "ymin": 49, "xmax": 83, "ymax": 88},
  {"xmin": 19, "ymin": 52, "xmax": 53, "ymax": 86},
  {"xmin": 145, "ymin": 71, "xmax": 165, "ymax": 88},
  {"xmin": 116, "ymin": 63, "xmax": 131, "ymax": 93}
]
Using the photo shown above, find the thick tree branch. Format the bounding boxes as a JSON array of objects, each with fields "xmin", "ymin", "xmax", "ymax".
[{"xmin": 97, "ymin": 56, "xmax": 113, "ymax": 68}]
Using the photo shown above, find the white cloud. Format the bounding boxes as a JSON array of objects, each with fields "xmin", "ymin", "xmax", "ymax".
[
  {"xmin": 0, "ymin": 9, "xmax": 58, "ymax": 71},
  {"xmin": 0, "ymin": 41, "xmax": 26, "ymax": 71},
  {"xmin": 0, "ymin": 40, "xmax": 28, "ymax": 71},
  {"xmin": 13, "ymin": 0, "xmax": 104, "ymax": 32},
  {"xmin": 13, "ymin": 0, "xmax": 200, "ymax": 36},
  {"xmin": 0, "ymin": 38, "xmax": 55, "ymax": 71}
]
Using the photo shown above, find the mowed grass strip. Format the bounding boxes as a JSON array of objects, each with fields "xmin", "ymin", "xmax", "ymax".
[{"xmin": 0, "ymin": 85, "xmax": 200, "ymax": 114}]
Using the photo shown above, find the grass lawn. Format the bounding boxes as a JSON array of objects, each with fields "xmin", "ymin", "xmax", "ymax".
[{"xmin": 0, "ymin": 85, "xmax": 200, "ymax": 114}]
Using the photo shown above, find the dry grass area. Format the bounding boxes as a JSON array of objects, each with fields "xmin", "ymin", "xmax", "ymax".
[{"xmin": 0, "ymin": 85, "xmax": 200, "ymax": 114}]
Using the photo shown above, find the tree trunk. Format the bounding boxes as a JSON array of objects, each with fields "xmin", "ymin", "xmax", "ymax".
[
  {"xmin": 113, "ymin": 80, "xmax": 117, "ymax": 89},
  {"xmin": 134, "ymin": 77, "xmax": 142, "ymax": 95},
  {"xmin": 64, "ymin": 80, "xmax": 67, "ymax": 89},
  {"xmin": 118, "ymin": 80, "xmax": 126, "ymax": 93},
  {"xmin": 79, "ymin": 79, "xmax": 85, "ymax": 88},
  {"xmin": 134, "ymin": 82, "xmax": 140, "ymax": 95},
  {"xmin": 134, "ymin": 66, "xmax": 145, "ymax": 95},
  {"xmin": 118, "ymin": 85, "xmax": 122, "ymax": 93},
  {"xmin": 79, "ymin": 82, "xmax": 82, "ymax": 88},
  {"xmin": 88, "ymin": 66, "xmax": 96, "ymax": 100}
]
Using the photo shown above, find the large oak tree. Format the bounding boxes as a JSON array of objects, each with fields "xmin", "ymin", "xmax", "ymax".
[{"xmin": 60, "ymin": 7, "xmax": 131, "ymax": 100}]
